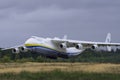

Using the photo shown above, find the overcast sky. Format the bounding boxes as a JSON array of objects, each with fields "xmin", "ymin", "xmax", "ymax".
[{"xmin": 0, "ymin": 0, "xmax": 120, "ymax": 47}]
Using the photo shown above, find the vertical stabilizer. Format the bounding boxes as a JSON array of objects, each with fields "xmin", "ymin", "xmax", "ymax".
[
  {"xmin": 63, "ymin": 35, "xmax": 67, "ymax": 40},
  {"xmin": 105, "ymin": 33, "xmax": 111, "ymax": 43},
  {"xmin": 105, "ymin": 33, "xmax": 112, "ymax": 51}
]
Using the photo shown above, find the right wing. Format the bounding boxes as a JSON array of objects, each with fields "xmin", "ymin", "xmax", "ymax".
[{"xmin": 1, "ymin": 44, "xmax": 28, "ymax": 53}]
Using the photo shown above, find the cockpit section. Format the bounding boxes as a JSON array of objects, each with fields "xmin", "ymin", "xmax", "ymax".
[{"xmin": 24, "ymin": 36, "xmax": 45, "ymax": 47}]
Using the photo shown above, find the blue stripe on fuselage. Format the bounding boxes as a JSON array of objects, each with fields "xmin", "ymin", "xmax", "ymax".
[{"xmin": 26, "ymin": 46, "xmax": 79, "ymax": 58}]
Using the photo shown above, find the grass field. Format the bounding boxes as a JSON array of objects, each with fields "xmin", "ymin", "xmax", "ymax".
[
  {"xmin": 0, "ymin": 70, "xmax": 120, "ymax": 80},
  {"xmin": 0, "ymin": 62, "xmax": 120, "ymax": 80},
  {"xmin": 0, "ymin": 62, "xmax": 120, "ymax": 73}
]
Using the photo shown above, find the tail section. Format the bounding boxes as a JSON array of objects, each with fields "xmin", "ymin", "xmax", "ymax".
[
  {"xmin": 105, "ymin": 33, "xmax": 111, "ymax": 51},
  {"xmin": 105, "ymin": 33, "xmax": 111, "ymax": 43},
  {"xmin": 63, "ymin": 35, "xmax": 67, "ymax": 40}
]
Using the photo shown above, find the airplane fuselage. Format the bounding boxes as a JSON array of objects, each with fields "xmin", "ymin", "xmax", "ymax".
[{"xmin": 24, "ymin": 36, "xmax": 84, "ymax": 59}]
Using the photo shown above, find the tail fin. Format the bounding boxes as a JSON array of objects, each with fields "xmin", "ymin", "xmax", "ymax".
[
  {"xmin": 105, "ymin": 33, "xmax": 111, "ymax": 43},
  {"xmin": 63, "ymin": 35, "xmax": 67, "ymax": 40},
  {"xmin": 105, "ymin": 33, "xmax": 111, "ymax": 51}
]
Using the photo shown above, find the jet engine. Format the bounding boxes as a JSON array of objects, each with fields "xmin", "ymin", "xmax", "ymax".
[
  {"xmin": 91, "ymin": 44, "xmax": 98, "ymax": 49},
  {"xmin": 60, "ymin": 43, "xmax": 67, "ymax": 49},
  {"xmin": 75, "ymin": 44, "xmax": 83, "ymax": 50},
  {"xmin": 19, "ymin": 47, "xmax": 28, "ymax": 52},
  {"xmin": 12, "ymin": 48, "xmax": 20, "ymax": 53}
]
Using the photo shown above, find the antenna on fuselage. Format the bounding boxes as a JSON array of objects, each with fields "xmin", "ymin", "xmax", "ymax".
[{"xmin": 63, "ymin": 35, "xmax": 67, "ymax": 40}]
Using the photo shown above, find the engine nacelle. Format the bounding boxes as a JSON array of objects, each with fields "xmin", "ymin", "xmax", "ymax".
[
  {"xmin": 60, "ymin": 43, "xmax": 67, "ymax": 49},
  {"xmin": 76, "ymin": 44, "xmax": 83, "ymax": 50},
  {"xmin": 91, "ymin": 44, "xmax": 98, "ymax": 49},
  {"xmin": 19, "ymin": 47, "xmax": 28, "ymax": 52},
  {"xmin": 12, "ymin": 48, "xmax": 20, "ymax": 53}
]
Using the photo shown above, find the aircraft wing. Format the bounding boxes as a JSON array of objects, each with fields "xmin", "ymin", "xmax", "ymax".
[
  {"xmin": 52, "ymin": 39, "xmax": 120, "ymax": 49},
  {"xmin": 1, "ymin": 44, "xmax": 28, "ymax": 54},
  {"xmin": 52, "ymin": 33, "xmax": 120, "ymax": 48},
  {"xmin": 1, "ymin": 44, "xmax": 24, "ymax": 51},
  {"xmin": 69, "ymin": 40, "xmax": 120, "ymax": 46}
]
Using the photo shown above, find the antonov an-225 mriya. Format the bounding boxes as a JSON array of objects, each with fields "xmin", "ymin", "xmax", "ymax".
[{"xmin": 2, "ymin": 33, "xmax": 120, "ymax": 59}]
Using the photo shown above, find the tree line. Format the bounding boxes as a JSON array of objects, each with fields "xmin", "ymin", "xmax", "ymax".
[{"xmin": 0, "ymin": 48, "xmax": 120, "ymax": 63}]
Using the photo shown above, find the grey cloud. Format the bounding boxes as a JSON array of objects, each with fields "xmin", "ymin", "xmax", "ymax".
[{"xmin": 0, "ymin": 0, "xmax": 120, "ymax": 47}]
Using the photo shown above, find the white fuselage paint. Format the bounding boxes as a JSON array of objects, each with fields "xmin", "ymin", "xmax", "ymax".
[{"xmin": 24, "ymin": 36, "xmax": 84, "ymax": 58}]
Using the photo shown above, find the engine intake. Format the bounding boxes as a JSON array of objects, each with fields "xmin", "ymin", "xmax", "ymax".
[
  {"xmin": 12, "ymin": 48, "xmax": 20, "ymax": 53},
  {"xmin": 19, "ymin": 47, "xmax": 28, "ymax": 52},
  {"xmin": 91, "ymin": 44, "xmax": 98, "ymax": 49},
  {"xmin": 60, "ymin": 43, "xmax": 67, "ymax": 49},
  {"xmin": 76, "ymin": 44, "xmax": 83, "ymax": 50}
]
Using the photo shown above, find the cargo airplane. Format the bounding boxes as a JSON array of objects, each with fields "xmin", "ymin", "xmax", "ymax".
[{"xmin": 2, "ymin": 33, "xmax": 120, "ymax": 59}]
